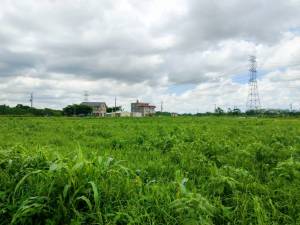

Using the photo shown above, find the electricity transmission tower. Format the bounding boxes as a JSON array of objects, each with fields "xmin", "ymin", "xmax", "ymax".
[{"xmin": 246, "ymin": 56, "xmax": 261, "ymax": 111}]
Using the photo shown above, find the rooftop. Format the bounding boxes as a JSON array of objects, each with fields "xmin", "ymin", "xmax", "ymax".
[{"xmin": 81, "ymin": 102, "xmax": 107, "ymax": 107}]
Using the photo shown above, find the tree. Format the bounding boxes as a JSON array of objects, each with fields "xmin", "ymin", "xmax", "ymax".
[
  {"xmin": 0, "ymin": 104, "xmax": 62, "ymax": 116},
  {"xmin": 63, "ymin": 104, "xmax": 92, "ymax": 116},
  {"xmin": 0, "ymin": 105, "xmax": 10, "ymax": 114},
  {"xmin": 107, "ymin": 106, "xmax": 122, "ymax": 113},
  {"xmin": 214, "ymin": 107, "xmax": 224, "ymax": 115},
  {"xmin": 232, "ymin": 108, "xmax": 241, "ymax": 115},
  {"xmin": 156, "ymin": 111, "xmax": 171, "ymax": 116},
  {"xmin": 228, "ymin": 107, "xmax": 241, "ymax": 116}
]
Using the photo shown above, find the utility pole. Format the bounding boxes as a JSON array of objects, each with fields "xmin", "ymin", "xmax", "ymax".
[
  {"xmin": 30, "ymin": 93, "xmax": 33, "ymax": 108},
  {"xmin": 161, "ymin": 101, "xmax": 163, "ymax": 112},
  {"xmin": 290, "ymin": 103, "xmax": 293, "ymax": 112},
  {"xmin": 114, "ymin": 96, "xmax": 117, "ymax": 112},
  {"xmin": 84, "ymin": 91, "xmax": 89, "ymax": 102},
  {"xmin": 246, "ymin": 55, "xmax": 261, "ymax": 111}
]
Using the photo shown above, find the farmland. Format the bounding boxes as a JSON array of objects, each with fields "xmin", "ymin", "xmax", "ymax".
[{"xmin": 0, "ymin": 117, "xmax": 300, "ymax": 224}]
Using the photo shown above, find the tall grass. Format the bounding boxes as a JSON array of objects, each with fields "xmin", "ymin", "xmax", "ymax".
[{"xmin": 0, "ymin": 117, "xmax": 299, "ymax": 224}]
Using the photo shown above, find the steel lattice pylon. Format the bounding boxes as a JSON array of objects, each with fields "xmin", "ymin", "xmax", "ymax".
[{"xmin": 246, "ymin": 55, "xmax": 261, "ymax": 111}]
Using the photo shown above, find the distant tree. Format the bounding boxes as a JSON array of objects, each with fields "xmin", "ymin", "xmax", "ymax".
[
  {"xmin": 107, "ymin": 106, "xmax": 122, "ymax": 113},
  {"xmin": 214, "ymin": 107, "xmax": 224, "ymax": 115},
  {"xmin": 232, "ymin": 108, "xmax": 241, "ymax": 115},
  {"xmin": 63, "ymin": 104, "xmax": 92, "ymax": 116},
  {"xmin": 0, "ymin": 105, "xmax": 10, "ymax": 114},
  {"xmin": 44, "ymin": 108, "xmax": 62, "ymax": 116},
  {"xmin": 228, "ymin": 107, "xmax": 241, "ymax": 116},
  {"xmin": 156, "ymin": 111, "xmax": 171, "ymax": 116},
  {"xmin": 246, "ymin": 109, "xmax": 262, "ymax": 116},
  {"xmin": 16, "ymin": 104, "xmax": 31, "ymax": 110},
  {"xmin": 63, "ymin": 105, "xmax": 75, "ymax": 116},
  {"xmin": 0, "ymin": 104, "xmax": 62, "ymax": 116},
  {"xmin": 181, "ymin": 113, "xmax": 193, "ymax": 116}
]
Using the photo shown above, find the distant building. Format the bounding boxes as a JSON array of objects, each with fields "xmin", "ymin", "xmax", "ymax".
[
  {"xmin": 106, "ymin": 112, "xmax": 131, "ymax": 117},
  {"xmin": 131, "ymin": 112, "xmax": 142, "ymax": 117},
  {"xmin": 131, "ymin": 100, "xmax": 156, "ymax": 116},
  {"xmin": 81, "ymin": 102, "xmax": 107, "ymax": 116},
  {"xmin": 171, "ymin": 113, "xmax": 178, "ymax": 117},
  {"xmin": 105, "ymin": 112, "xmax": 115, "ymax": 118},
  {"xmin": 116, "ymin": 112, "xmax": 131, "ymax": 117}
]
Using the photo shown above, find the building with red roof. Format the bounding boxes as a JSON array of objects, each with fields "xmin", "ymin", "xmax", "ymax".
[{"xmin": 131, "ymin": 100, "xmax": 156, "ymax": 116}]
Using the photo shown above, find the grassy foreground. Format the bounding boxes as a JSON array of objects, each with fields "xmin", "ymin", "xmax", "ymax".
[{"xmin": 0, "ymin": 117, "xmax": 300, "ymax": 224}]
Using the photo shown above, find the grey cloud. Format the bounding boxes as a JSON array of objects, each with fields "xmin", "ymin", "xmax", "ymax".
[
  {"xmin": 0, "ymin": 0, "xmax": 169, "ymax": 83},
  {"xmin": 3, "ymin": 0, "xmax": 296, "ymax": 84},
  {"xmin": 163, "ymin": 0, "xmax": 300, "ymax": 51},
  {"xmin": 0, "ymin": 0, "xmax": 299, "ymax": 110},
  {"xmin": 0, "ymin": 48, "xmax": 43, "ymax": 76},
  {"xmin": 163, "ymin": 41, "xmax": 252, "ymax": 84}
]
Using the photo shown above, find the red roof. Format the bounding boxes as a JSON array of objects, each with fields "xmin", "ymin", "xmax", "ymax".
[{"xmin": 135, "ymin": 102, "xmax": 156, "ymax": 108}]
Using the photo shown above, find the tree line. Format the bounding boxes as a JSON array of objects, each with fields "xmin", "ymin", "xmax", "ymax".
[
  {"xmin": 1, "ymin": 104, "xmax": 299, "ymax": 117},
  {"xmin": 0, "ymin": 104, "xmax": 94, "ymax": 116},
  {"xmin": 0, "ymin": 104, "xmax": 62, "ymax": 116},
  {"xmin": 191, "ymin": 107, "xmax": 300, "ymax": 117},
  {"xmin": 0, "ymin": 103, "xmax": 123, "ymax": 117}
]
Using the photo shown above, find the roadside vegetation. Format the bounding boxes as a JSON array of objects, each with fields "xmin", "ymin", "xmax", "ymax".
[{"xmin": 0, "ymin": 117, "xmax": 299, "ymax": 224}]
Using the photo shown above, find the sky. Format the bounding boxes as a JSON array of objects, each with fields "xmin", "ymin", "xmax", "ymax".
[{"xmin": 0, "ymin": 0, "xmax": 300, "ymax": 113}]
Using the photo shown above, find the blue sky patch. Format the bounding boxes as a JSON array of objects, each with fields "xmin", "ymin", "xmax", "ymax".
[
  {"xmin": 232, "ymin": 68, "xmax": 272, "ymax": 84},
  {"xmin": 168, "ymin": 83, "xmax": 197, "ymax": 95}
]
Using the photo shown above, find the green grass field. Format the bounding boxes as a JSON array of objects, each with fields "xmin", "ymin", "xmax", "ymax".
[{"xmin": 0, "ymin": 117, "xmax": 300, "ymax": 224}]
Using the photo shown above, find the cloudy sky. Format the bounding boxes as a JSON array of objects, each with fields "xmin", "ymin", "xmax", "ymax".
[{"xmin": 0, "ymin": 0, "xmax": 300, "ymax": 113}]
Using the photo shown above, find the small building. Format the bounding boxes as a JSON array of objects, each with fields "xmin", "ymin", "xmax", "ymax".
[
  {"xmin": 131, "ymin": 112, "xmax": 142, "ymax": 117},
  {"xmin": 131, "ymin": 100, "xmax": 156, "ymax": 116},
  {"xmin": 105, "ymin": 112, "xmax": 115, "ymax": 117},
  {"xmin": 171, "ymin": 113, "xmax": 178, "ymax": 117},
  {"xmin": 116, "ymin": 112, "xmax": 131, "ymax": 117},
  {"xmin": 81, "ymin": 102, "xmax": 107, "ymax": 116},
  {"xmin": 106, "ymin": 111, "xmax": 131, "ymax": 117}
]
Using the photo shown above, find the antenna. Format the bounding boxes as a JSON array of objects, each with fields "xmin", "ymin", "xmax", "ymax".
[
  {"xmin": 246, "ymin": 55, "xmax": 261, "ymax": 111},
  {"xmin": 30, "ymin": 92, "xmax": 33, "ymax": 108},
  {"xmin": 84, "ymin": 91, "xmax": 89, "ymax": 102}
]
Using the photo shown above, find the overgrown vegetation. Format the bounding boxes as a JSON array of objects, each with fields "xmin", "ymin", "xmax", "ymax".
[
  {"xmin": 0, "ymin": 104, "xmax": 62, "ymax": 116},
  {"xmin": 0, "ymin": 117, "xmax": 299, "ymax": 224}
]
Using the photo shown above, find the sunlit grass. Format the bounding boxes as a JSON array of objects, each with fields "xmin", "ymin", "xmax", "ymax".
[{"xmin": 0, "ymin": 117, "xmax": 299, "ymax": 224}]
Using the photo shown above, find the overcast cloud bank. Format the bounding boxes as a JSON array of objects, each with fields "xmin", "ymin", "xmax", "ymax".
[{"xmin": 0, "ymin": 0, "xmax": 300, "ymax": 112}]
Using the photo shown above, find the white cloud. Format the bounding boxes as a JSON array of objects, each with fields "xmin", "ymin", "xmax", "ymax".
[
  {"xmin": 259, "ymin": 33, "xmax": 300, "ymax": 70},
  {"xmin": 0, "ymin": 0, "xmax": 300, "ymax": 112}
]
